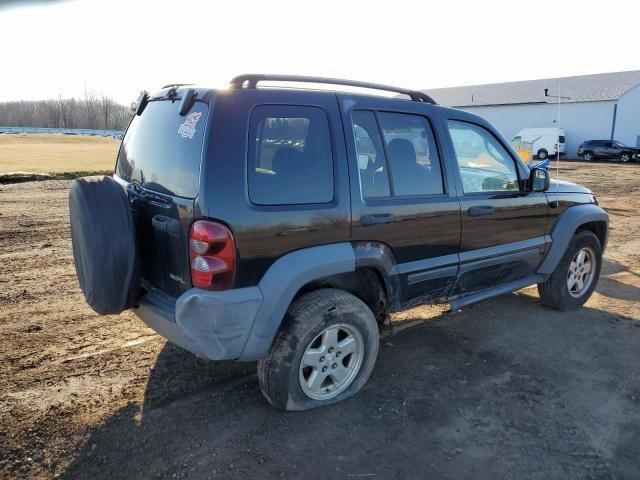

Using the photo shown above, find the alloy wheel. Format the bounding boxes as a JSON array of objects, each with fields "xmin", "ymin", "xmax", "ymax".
[
  {"xmin": 567, "ymin": 247, "xmax": 596, "ymax": 298},
  {"xmin": 298, "ymin": 323, "xmax": 364, "ymax": 400}
]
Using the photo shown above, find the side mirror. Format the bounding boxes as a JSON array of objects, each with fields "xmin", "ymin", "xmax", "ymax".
[{"xmin": 529, "ymin": 167, "xmax": 550, "ymax": 192}]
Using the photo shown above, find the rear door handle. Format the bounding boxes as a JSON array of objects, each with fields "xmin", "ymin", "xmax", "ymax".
[
  {"xmin": 360, "ymin": 213, "xmax": 394, "ymax": 226},
  {"xmin": 467, "ymin": 205, "xmax": 496, "ymax": 217}
]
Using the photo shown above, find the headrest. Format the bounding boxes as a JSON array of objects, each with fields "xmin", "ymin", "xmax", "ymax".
[
  {"xmin": 387, "ymin": 139, "xmax": 417, "ymax": 167},
  {"xmin": 271, "ymin": 147, "xmax": 304, "ymax": 174}
]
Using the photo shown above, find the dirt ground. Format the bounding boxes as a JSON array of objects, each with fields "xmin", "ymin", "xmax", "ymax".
[{"xmin": 1, "ymin": 161, "xmax": 639, "ymax": 479}]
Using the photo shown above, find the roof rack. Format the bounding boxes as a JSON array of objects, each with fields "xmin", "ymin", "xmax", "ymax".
[
  {"xmin": 229, "ymin": 74, "xmax": 437, "ymax": 104},
  {"xmin": 161, "ymin": 83, "xmax": 194, "ymax": 89}
]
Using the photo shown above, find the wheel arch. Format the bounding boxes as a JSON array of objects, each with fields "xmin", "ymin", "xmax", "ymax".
[
  {"xmin": 295, "ymin": 267, "xmax": 389, "ymax": 324},
  {"xmin": 576, "ymin": 220, "xmax": 607, "ymax": 249},
  {"xmin": 538, "ymin": 204, "xmax": 609, "ymax": 275},
  {"xmin": 238, "ymin": 242, "xmax": 399, "ymax": 361}
]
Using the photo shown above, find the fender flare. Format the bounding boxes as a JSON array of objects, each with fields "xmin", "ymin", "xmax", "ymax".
[
  {"xmin": 537, "ymin": 204, "xmax": 609, "ymax": 275},
  {"xmin": 352, "ymin": 241, "xmax": 402, "ymax": 309},
  {"xmin": 238, "ymin": 243, "xmax": 355, "ymax": 360}
]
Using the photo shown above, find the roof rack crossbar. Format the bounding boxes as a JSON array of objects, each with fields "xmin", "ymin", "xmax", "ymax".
[{"xmin": 229, "ymin": 74, "xmax": 436, "ymax": 104}]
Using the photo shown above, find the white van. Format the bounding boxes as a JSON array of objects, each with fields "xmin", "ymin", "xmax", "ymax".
[{"xmin": 511, "ymin": 128, "xmax": 566, "ymax": 160}]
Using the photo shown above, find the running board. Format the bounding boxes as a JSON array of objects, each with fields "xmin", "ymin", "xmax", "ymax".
[{"xmin": 448, "ymin": 274, "xmax": 546, "ymax": 311}]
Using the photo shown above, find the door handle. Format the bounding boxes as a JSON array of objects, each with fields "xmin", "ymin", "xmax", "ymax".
[
  {"xmin": 467, "ymin": 205, "xmax": 496, "ymax": 217},
  {"xmin": 360, "ymin": 213, "xmax": 394, "ymax": 226}
]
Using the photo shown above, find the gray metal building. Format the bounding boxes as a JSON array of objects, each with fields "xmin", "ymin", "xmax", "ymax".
[{"xmin": 421, "ymin": 71, "xmax": 640, "ymax": 157}]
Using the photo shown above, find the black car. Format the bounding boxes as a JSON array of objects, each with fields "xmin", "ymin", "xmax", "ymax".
[
  {"xmin": 69, "ymin": 75, "xmax": 609, "ymax": 411},
  {"xmin": 578, "ymin": 140, "xmax": 640, "ymax": 162}
]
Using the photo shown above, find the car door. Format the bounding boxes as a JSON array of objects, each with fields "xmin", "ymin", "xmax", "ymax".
[
  {"xmin": 602, "ymin": 141, "xmax": 616, "ymax": 159},
  {"xmin": 443, "ymin": 117, "xmax": 549, "ymax": 297},
  {"xmin": 339, "ymin": 95, "xmax": 461, "ymax": 307}
]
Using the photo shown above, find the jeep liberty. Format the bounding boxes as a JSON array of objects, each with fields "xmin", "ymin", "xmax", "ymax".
[{"xmin": 69, "ymin": 75, "xmax": 609, "ymax": 411}]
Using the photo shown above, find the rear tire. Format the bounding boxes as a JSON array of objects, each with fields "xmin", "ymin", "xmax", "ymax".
[
  {"xmin": 257, "ymin": 289, "xmax": 379, "ymax": 411},
  {"xmin": 537, "ymin": 149, "xmax": 548, "ymax": 160},
  {"xmin": 538, "ymin": 230, "xmax": 602, "ymax": 311}
]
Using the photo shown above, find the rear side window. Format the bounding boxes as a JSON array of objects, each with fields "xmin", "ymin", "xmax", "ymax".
[
  {"xmin": 352, "ymin": 111, "xmax": 390, "ymax": 198},
  {"xmin": 377, "ymin": 112, "xmax": 444, "ymax": 196},
  {"xmin": 248, "ymin": 105, "xmax": 334, "ymax": 205},
  {"xmin": 352, "ymin": 110, "xmax": 444, "ymax": 198},
  {"xmin": 116, "ymin": 100, "xmax": 208, "ymax": 198}
]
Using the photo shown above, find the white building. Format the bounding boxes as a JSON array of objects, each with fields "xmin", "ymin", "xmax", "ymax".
[{"xmin": 422, "ymin": 71, "xmax": 640, "ymax": 157}]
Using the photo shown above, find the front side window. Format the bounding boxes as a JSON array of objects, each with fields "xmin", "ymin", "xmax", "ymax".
[
  {"xmin": 447, "ymin": 120, "xmax": 519, "ymax": 194},
  {"xmin": 248, "ymin": 105, "xmax": 334, "ymax": 205}
]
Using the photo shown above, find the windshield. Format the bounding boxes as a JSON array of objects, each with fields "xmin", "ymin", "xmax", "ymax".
[
  {"xmin": 116, "ymin": 99, "xmax": 209, "ymax": 198},
  {"xmin": 614, "ymin": 141, "xmax": 628, "ymax": 148}
]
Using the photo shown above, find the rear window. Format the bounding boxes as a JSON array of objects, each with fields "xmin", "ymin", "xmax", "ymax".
[
  {"xmin": 116, "ymin": 100, "xmax": 208, "ymax": 198},
  {"xmin": 248, "ymin": 105, "xmax": 334, "ymax": 205},
  {"xmin": 559, "ymin": 135, "xmax": 566, "ymax": 143}
]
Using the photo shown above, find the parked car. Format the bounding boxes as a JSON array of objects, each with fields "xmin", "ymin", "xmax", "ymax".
[
  {"xmin": 511, "ymin": 127, "xmax": 566, "ymax": 160},
  {"xmin": 578, "ymin": 140, "xmax": 640, "ymax": 162},
  {"xmin": 69, "ymin": 75, "xmax": 608, "ymax": 411}
]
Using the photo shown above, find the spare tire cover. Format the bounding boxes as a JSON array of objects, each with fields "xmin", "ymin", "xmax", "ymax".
[{"xmin": 69, "ymin": 176, "xmax": 140, "ymax": 315}]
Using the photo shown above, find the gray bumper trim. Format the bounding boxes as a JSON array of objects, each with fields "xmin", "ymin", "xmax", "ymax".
[
  {"xmin": 133, "ymin": 285, "xmax": 262, "ymax": 360},
  {"xmin": 133, "ymin": 242, "xmax": 355, "ymax": 361}
]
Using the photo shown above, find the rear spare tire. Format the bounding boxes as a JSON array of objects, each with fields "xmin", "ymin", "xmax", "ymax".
[{"xmin": 69, "ymin": 176, "xmax": 140, "ymax": 315}]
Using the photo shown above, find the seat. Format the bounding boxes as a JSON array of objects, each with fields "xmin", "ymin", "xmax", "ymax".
[
  {"xmin": 386, "ymin": 138, "xmax": 440, "ymax": 196},
  {"xmin": 272, "ymin": 146, "xmax": 305, "ymax": 177}
]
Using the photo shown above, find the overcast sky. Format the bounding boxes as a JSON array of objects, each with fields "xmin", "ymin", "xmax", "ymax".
[{"xmin": 1, "ymin": 0, "xmax": 638, "ymax": 104}]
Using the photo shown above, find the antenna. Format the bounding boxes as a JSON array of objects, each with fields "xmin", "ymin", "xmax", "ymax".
[{"xmin": 544, "ymin": 87, "xmax": 571, "ymax": 195}]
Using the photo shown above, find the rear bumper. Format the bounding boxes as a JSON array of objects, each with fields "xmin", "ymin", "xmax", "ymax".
[{"xmin": 133, "ymin": 282, "xmax": 263, "ymax": 360}]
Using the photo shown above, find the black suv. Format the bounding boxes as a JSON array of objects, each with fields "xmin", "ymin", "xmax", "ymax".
[
  {"xmin": 578, "ymin": 140, "xmax": 640, "ymax": 162},
  {"xmin": 69, "ymin": 75, "xmax": 609, "ymax": 411}
]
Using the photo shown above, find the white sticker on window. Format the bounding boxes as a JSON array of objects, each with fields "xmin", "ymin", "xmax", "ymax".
[{"xmin": 178, "ymin": 111, "xmax": 202, "ymax": 139}]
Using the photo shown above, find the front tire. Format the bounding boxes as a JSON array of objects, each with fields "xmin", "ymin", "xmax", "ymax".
[
  {"xmin": 620, "ymin": 152, "xmax": 631, "ymax": 163},
  {"xmin": 257, "ymin": 289, "xmax": 379, "ymax": 411},
  {"xmin": 538, "ymin": 230, "xmax": 602, "ymax": 311},
  {"xmin": 582, "ymin": 151, "xmax": 593, "ymax": 162},
  {"xmin": 537, "ymin": 149, "xmax": 548, "ymax": 160}
]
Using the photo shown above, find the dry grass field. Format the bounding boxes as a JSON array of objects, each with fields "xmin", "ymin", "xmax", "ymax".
[{"xmin": 0, "ymin": 134, "xmax": 119, "ymax": 175}]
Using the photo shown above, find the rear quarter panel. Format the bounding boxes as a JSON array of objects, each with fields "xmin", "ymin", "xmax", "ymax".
[{"xmin": 200, "ymin": 89, "xmax": 351, "ymax": 287}]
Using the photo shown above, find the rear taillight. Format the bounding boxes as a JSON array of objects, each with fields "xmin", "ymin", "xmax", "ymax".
[{"xmin": 189, "ymin": 220, "xmax": 236, "ymax": 290}]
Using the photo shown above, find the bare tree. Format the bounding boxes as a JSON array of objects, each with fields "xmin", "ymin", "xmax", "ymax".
[
  {"xmin": 84, "ymin": 87, "xmax": 99, "ymax": 129},
  {"xmin": 0, "ymin": 95, "xmax": 131, "ymax": 130}
]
